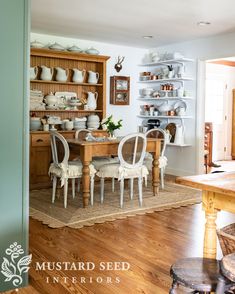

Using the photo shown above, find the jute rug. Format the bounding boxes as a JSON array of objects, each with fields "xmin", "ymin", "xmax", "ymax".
[{"xmin": 29, "ymin": 181, "xmax": 201, "ymax": 229}]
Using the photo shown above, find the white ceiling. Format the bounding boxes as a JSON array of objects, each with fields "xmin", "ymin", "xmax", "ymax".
[{"xmin": 31, "ymin": 0, "xmax": 235, "ymax": 48}]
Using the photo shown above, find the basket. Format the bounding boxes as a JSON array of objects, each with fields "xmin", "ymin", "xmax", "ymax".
[{"xmin": 217, "ymin": 223, "xmax": 235, "ymax": 256}]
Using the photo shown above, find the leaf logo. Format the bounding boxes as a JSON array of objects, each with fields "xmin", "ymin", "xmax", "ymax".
[{"xmin": 1, "ymin": 242, "xmax": 32, "ymax": 287}]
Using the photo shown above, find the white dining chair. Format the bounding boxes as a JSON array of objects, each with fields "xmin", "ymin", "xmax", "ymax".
[
  {"xmin": 49, "ymin": 131, "xmax": 96, "ymax": 208},
  {"xmin": 145, "ymin": 128, "xmax": 167, "ymax": 189},
  {"xmin": 75, "ymin": 128, "xmax": 119, "ymax": 181},
  {"xmin": 96, "ymin": 133, "xmax": 148, "ymax": 208}
]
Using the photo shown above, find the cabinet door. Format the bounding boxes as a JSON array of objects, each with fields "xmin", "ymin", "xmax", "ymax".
[{"xmin": 30, "ymin": 146, "xmax": 52, "ymax": 189}]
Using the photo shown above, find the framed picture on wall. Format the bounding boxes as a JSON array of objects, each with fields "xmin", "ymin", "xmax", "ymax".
[{"xmin": 110, "ymin": 76, "xmax": 130, "ymax": 105}]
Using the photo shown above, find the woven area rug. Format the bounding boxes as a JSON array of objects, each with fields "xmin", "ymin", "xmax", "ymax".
[{"xmin": 30, "ymin": 181, "xmax": 201, "ymax": 229}]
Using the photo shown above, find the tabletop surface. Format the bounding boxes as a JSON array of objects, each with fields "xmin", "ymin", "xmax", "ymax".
[
  {"xmin": 177, "ymin": 172, "xmax": 235, "ymax": 197},
  {"xmin": 67, "ymin": 137, "xmax": 161, "ymax": 146}
]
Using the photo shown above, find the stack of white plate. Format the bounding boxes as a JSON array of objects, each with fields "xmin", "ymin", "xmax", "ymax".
[
  {"xmin": 73, "ymin": 117, "xmax": 87, "ymax": 130},
  {"xmin": 87, "ymin": 114, "xmax": 100, "ymax": 130}
]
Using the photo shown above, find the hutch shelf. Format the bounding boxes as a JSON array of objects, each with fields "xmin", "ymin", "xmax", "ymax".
[{"xmin": 30, "ymin": 48, "xmax": 110, "ymax": 189}]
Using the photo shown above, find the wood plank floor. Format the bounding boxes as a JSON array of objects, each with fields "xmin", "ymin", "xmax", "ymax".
[{"xmin": 4, "ymin": 204, "xmax": 235, "ymax": 294}]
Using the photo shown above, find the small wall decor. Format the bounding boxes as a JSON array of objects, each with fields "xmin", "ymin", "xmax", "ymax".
[
  {"xmin": 114, "ymin": 56, "xmax": 125, "ymax": 72},
  {"xmin": 110, "ymin": 76, "xmax": 130, "ymax": 105}
]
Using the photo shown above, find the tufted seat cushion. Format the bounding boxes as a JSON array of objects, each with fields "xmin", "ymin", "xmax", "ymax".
[
  {"xmin": 49, "ymin": 161, "xmax": 96, "ymax": 186},
  {"xmin": 92, "ymin": 157, "xmax": 119, "ymax": 170},
  {"xmin": 96, "ymin": 162, "xmax": 149, "ymax": 181}
]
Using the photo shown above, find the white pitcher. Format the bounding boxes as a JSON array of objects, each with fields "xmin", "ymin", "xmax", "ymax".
[
  {"xmin": 30, "ymin": 66, "xmax": 38, "ymax": 80},
  {"xmin": 55, "ymin": 67, "xmax": 69, "ymax": 82},
  {"xmin": 174, "ymin": 124, "xmax": 185, "ymax": 145},
  {"xmin": 72, "ymin": 69, "xmax": 86, "ymax": 83},
  {"xmin": 88, "ymin": 70, "xmax": 99, "ymax": 84},
  {"xmin": 40, "ymin": 65, "xmax": 53, "ymax": 81},
  {"xmin": 87, "ymin": 92, "xmax": 98, "ymax": 110}
]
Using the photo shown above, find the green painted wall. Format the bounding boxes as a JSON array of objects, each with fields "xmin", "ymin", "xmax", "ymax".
[{"xmin": 0, "ymin": 0, "xmax": 29, "ymax": 291}]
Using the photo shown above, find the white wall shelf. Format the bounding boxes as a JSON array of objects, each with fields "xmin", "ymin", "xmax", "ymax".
[
  {"xmin": 138, "ymin": 77, "xmax": 193, "ymax": 83},
  {"xmin": 138, "ymin": 58, "xmax": 194, "ymax": 67},
  {"xmin": 138, "ymin": 96, "xmax": 193, "ymax": 101},
  {"xmin": 166, "ymin": 143, "xmax": 192, "ymax": 147},
  {"xmin": 137, "ymin": 115, "xmax": 192, "ymax": 119}
]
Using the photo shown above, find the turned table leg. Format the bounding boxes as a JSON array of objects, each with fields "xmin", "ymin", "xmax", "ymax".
[
  {"xmin": 80, "ymin": 146, "xmax": 92, "ymax": 208},
  {"xmin": 203, "ymin": 191, "xmax": 218, "ymax": 259},
  {"xmin": 82, "ymin": 161, "xmax": 90, "ymax": 207},
  {"xmin": 152, "ymin": 141, "xmax": 160, "ymax": 196}
]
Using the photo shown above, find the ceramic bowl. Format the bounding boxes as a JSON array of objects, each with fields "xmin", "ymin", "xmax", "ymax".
[{"xmin": 30, "ymin": 119, "xmax": 41, "ymax": 131}]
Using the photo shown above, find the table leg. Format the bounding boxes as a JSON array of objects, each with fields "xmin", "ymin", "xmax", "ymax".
[
  {"xmin": 203, "ymin": 191, "xmax": 218, "ymax": 259},
  {"xmin": 80, "ymin": 146, "xmax": 92, "ymax": 208},
  {"xmin": 152, "ymin": 142, "xmax": 160, "ymax": 196},
  {"xmin": 82, "ymin": 161, "xmax": 90, "ymax": 207}
]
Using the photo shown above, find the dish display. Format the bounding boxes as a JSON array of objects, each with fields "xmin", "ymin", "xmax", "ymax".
[
  {"xmin": 49, "ymin": 42, "xmax": 65, "ymax": 51},
  {"xmin": 30, "ymin": 40, "xmax": 44, "ymax": 48},
  {"xmin": 165, "ymin": 123, "xmax": 176, "ymax": 143},
  {"xmin": 67, "ymin": 45, "xmax": 82, "ymax": 52},
  {"xmin": 85, "ymin": 47, "xmax": 100, "ymax": 55}
]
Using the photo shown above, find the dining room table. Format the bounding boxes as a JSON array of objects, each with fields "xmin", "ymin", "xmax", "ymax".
[
  {"xmin": 67, "ymin": 137, "xmax": 161, "ymax": 208},
  {"xmin": 177, "ymin": 171, "xmax": 235, "ymax": 259}
]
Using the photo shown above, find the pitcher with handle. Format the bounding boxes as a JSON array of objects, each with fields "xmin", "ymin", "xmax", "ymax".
[
  {"xmin": 55, "ymin": 67, "xmax": 69, "ymax": 82},
  {"xmin": 40, "ymin": 65, "xmax": 53, "ymax": 81},
  {"xmin": 30, "ymin": 66, "xmax": 38, "ymax": 80},
  {"xmin": 174, "ymin": 124, "xmax": 185, "ymax": 145},
  {"xmin": 87, "ymin": 92, "xmax": 98, "ymax": 110},
  {"xmin": 88, "ymin": 70, "xmax": 99, "ymax": 84},
  {"xmin": 72, "ymin": 69, "xmax": 86, "ymax": 83}
]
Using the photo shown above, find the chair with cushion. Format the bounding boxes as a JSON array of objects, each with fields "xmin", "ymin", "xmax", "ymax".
[
  {"xmin": 96, "ymin": 133, "xmax": 148, "ymax": 208},
  {"xmin": 144, "ymin": 128, "xmax": 167, "ymax": 189},
  {"xmin": 75, "ymin": 129, "xmax": 119, "ymax": 193},
  {"xmin": 49, "ymin": 131, "xmax": 96, "ymax": 208}
]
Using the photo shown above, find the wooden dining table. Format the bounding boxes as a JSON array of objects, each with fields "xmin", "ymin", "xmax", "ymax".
[
  {"xmin": 67, "ymin": 137, "xmax": 161, "ymax": 207},
  {"xmin": 177, "ymin": 172, "xmax": 235, "ymax": 259}
]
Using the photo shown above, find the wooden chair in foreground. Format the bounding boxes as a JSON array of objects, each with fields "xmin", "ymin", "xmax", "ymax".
[{"xmin": 169, "ymin": 257, "xmax": 220, "ymax": 293}]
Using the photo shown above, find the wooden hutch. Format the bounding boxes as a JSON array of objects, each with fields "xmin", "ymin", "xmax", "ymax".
[{"xmin": 30, "ymin": 48, "xmax": 110, "ymax": 189}]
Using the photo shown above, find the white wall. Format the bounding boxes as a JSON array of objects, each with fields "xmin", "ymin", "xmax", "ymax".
[
  {"xmin": 31, "ymin": 32, "xmax": 147, "ymax": 136},
  {"xmin": 153, "ymin": 31, "xmax": 235, "ymax": 176}
]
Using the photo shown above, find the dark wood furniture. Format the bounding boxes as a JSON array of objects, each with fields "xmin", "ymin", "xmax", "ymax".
[
  {"xmin": 170, "ymin": 258, "xmax": 220, "ymax": 293},
  {"xmin": 110, "ymin": 76, "xmax": 130, "ymax": 105},
  {"xmin": 216, "ymin": 253, "xmax": 235, "ymax": 293},
  {"xmin": 204, "ymin": 122, "xmax": 213, "ymax": 168},
  {"xmin": 67, "ymin": 137, "xmax": 161, "ymax": 207}
]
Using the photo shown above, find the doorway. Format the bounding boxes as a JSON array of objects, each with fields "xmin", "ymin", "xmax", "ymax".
[{"xmin": 204, "ymin": 58, "xmax": 235, "ymax": 172}]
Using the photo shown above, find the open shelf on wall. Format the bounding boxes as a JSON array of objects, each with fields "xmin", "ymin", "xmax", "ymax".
[
  {"xmin": 138, "ymin": 58, "xmax": 194, "ymax": 67},
  {"xmin": 138, "ymin": 77, "xmax": 193, "ymax": 83},
  {"xmin": 138, "ymin": 96, "xmax": 193, "ymax": 101},
  {"xmin": 137, "ymin": 115, "xmax": 193, "ymax": 119},
  {"xmin": 166, "ymin": 143, "xmax": 192, "ymax": 147}
]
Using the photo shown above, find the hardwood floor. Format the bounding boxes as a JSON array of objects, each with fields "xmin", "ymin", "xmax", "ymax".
[{"xmin": 4, "ymin": 204, "xmax": 235, "ymax": 294}]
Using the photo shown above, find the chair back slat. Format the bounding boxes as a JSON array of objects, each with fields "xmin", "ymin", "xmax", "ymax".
[
  {"xmin": 145, "ymin": 128, "xmax": 167, "ymax": 156},
  {"xmin": 118, "ymin": 133, "xmax": 146, "ymax": 169},
  {"xmin": 50, "ymin": 131, "xmax": 70, "ymax": 166}
]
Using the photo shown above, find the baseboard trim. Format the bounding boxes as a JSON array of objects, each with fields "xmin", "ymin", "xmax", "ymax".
[{"xmin": 165, "ymin": 167, "xmax": 195, "ymax": 177}]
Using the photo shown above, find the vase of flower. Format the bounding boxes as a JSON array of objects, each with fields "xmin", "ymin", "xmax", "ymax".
[{"xmin": 101, "ymin": 115, "xmax": 122, "ymax": 140}]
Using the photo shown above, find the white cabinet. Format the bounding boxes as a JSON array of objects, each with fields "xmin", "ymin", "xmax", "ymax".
[{"xmin": 137, "ymin": 58, "xmax": 195, "ymax": 147}]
